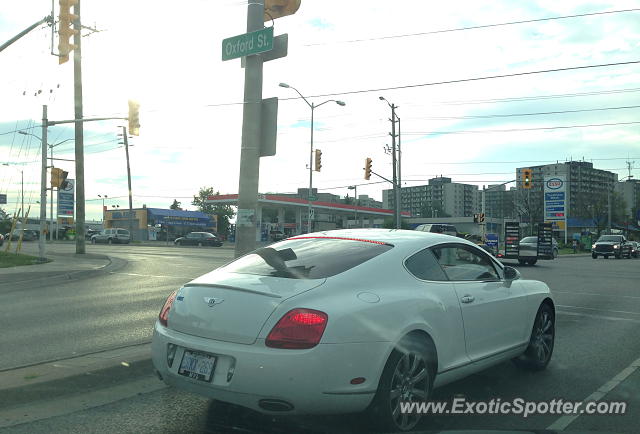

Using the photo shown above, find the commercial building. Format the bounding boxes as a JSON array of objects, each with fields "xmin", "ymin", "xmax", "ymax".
[
  {"xmin": 383, "ymin": 177, "xmax": 479, "ymax": 218},
  {"xmin": 103, "ymin": 206, "xmax": 216, "ymax": 241},
  {"xmin": 615, "ymin": 179, "xmax": 640, "ymax": 221}
]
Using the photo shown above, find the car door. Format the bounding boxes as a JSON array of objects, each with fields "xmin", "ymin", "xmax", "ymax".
[
  {"xmin": 404, "ymin": 247, "xmax": 470, "ymax": 371},
  {"xmin": 185, "ymin": 233, "xmax": 197, "ymax": 245},
  {"xmin": 432, "ymin": 243, "xmax": 529, "ymax": 362}
]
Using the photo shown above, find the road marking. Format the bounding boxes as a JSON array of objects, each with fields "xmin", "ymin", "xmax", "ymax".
[
  {"xmin": 556, "ymin": 304, "xmax": 640, "ymax": 316},
  {"xmin": 555, "ymin": 290, "xmax": 640, "ymax": 300},
  {"xmin": 547, "ymin": 355, "xmax": 640, "ymax": 431},
  {"xmin": 0, "ymin": 376, "xmax": 167, "ymax": 428},
  {"xmin": 557, "ymin": 310, "xmax": 640, "ymax": 324},
  {"xmin": 108, "ymin": 272, "xmax": 194, "ymax": 279}
]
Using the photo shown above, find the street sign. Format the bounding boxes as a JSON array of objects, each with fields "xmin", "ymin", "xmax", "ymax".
[
  {"xmin": 57, "ymin": 178, "xmax": 75, "ymax": 217},
  {"xmin": 485, "ymin": 233, "xmax": 498, "ymax": 248},
  {"xmin": 0, "ymin": 194, "xmax": 6, "ymax": 204},
  {"xmin": 308, "ymin": 194, "xmax": 318, "ymax": 201},
  {"xmin": 222, "ymin": 27, "xmax": 274, "ymax": 61},
  {"xmin": 242, "ymin": 33, "xmax": 288, "ymax": 67}
]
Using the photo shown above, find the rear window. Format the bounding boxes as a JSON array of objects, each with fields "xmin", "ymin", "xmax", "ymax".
[
  {"xmin": 222, "ymin": 237, "xmax": 393, "ymax": 279},
  {"xmin": 521, "ymin": 237, "xmax": 537, "ymax": 243}
]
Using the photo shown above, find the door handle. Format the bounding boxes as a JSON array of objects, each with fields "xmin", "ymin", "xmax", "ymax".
[{"xmin": 460, "ymin": 295, "xmax": 475, "ymax": 304}]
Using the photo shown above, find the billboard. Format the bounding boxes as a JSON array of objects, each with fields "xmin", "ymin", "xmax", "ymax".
[
  {"xmin": 544, "ymin": 175, "xmax": 566, "ymax": 228},
  {"xmin": 57, "ymin": 179, "xmax": 75, "ymax": 217}
]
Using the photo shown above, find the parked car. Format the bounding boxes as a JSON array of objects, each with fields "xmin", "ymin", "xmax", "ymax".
[
  {"xmin": 4, "ymin": 229, "xmax": 38, "ymax": 242},
  {"xmin": 152, "ymin": 229, "xmax": 555, "ymax": 432},
  {"xmin": 628, "ymin": 241, "xmax": 640, "ymax": 258},
  {"xmin": 90, "ymin": 228, "xmax": 131, "ymax": 244},
  {"xmin": 414, "ymin": 223, "xmax": 458, "ymax": 237},
  {"xmin": 174, "ymin": 232, "xmax": 222, "ymax": 247},
  {"xmin": 591, "ymin": 234, "xmax": 632, "ymax": 259},
  {"xmin": 517, "ymin": 236, "xmax": 559, "ymax": 265},
  {"xmin": 270, "ymin": 230, "xmax": 286, "ymax": 242}
]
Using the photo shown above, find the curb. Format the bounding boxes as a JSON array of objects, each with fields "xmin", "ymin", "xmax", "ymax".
[{"xmin": 0, "ymin": 255, "xmax": 128, "ymax": 293}]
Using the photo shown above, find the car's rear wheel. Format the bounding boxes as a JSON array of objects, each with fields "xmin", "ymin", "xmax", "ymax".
[
  {"xmin": 198, "ymin": 241, "xmax": 203, "ymax": 247},
  {"xmin": 367, "ymin": 335, "xmax": 435, "ymax": 432},
  {"xmin": 552, "ymin": 248, "xmax": 558, "ymax": 259},
  {"xmin": 107, "ymin": 238, "xmax": 112, "ymax": 245},
  {"xmin": 518, "ymin": 259, "xmax": 527, "ymax": 265},
  {"xmin": 513, "ymin": 303, "xmax": 555, "ymax": 371},
  {"xmin": 528, "ymin": 259, "xmax": 537, "ymax": 265}
]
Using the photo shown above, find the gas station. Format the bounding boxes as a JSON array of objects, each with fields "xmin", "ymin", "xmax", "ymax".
[{"xmin": 206, "ymin": 194, "xmax": 410, "ymax": 241}]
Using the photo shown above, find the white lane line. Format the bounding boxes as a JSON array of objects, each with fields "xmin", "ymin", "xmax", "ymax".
[
  {"xmin": 556, "ymin": 304, "xmax": 640, "ymax": 316},
  {"xmin": 547, "ymin": 355, "xmax": 640, "ymax": 431},
  {"xmin": 554, "ymin": 290, "xmax": 640, "ymax": 300},
  {"xmin": 108, "ymin": 272, "xmax": 194, "ymax": 279},
  {"xmin": 557, "ymin": 310, "xmax": 640, "ymax": 323}
]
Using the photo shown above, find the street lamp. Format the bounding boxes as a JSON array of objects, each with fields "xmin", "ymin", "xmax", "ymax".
[
  {"xmin": 279, "ymin": 82, "xmax": 345, "ymax": 233},
  {"xmin": 98, "ymin": 195, "xmax": 108, "ymax": 222}
]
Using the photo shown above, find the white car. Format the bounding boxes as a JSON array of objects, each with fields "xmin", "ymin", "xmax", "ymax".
[{"xmin": 152, "ymin": 229, "xmax": 555, "ymax": 432}]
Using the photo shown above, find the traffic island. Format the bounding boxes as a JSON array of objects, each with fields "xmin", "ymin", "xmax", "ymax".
[{"xmin": 0, "ymin": 251, "xmax": 51, "ymax": 268}]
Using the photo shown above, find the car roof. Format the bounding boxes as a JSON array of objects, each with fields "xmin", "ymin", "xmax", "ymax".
[{"xmin": 291, "ymin": 228, "xmax": 472, "ymax": 252}]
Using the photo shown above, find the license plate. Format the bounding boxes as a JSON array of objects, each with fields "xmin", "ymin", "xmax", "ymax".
[{"xmin": 178, "ymin": 350, "xmax": 216, "ymax": 382}]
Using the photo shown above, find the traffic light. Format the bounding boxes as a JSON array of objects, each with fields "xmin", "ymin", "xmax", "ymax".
[
  {"xmin": 364, "ymin": 157, "xmax": 372, "ymax": 180},
  {"xmin": 264, "ymin": 0, "xmax": 301, "ymax": 21},
  {"xmin": 50, "ymin": 168, "xmax": 69, "ymax": 188},
  {"xmin": 58, "ymin": 0, "xmax": 79, "ymax": 65},
  {"xmin": 51, "ymin": 168, "xmax": 62, "ymax": 188},
  {"xmin": 128, "ymin": 100, "xmax": 140, "ymax": 136},
  {"xmin": 522, "ymin": 168, "xmax": 533, "ymax": 189},
  {"xmin": 314, "ymin": 149, "xmax": 322, "ymax": 172}
]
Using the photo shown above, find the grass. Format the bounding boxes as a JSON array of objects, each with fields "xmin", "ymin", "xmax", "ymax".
[{"xmin": 0, "ymin": 251, "xmax": 50, "ymax": 268}]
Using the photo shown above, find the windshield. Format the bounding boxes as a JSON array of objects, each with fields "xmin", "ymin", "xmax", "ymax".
[
  {"xmin": 521, "ymin": 237, "xmax": 537, "ymax": 243},
  {"xmin": 598, "ymin": 236, "xmax": 623, "ymax": 242},
  {"xmin": 221, "ymin": 237, "xmax": 393, "ymax": 279}
]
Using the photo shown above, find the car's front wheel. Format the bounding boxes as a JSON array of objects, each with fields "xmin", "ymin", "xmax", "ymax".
[
  {"xmin": 91, "ymin": 238, "xmax": 96, "ymax": 244},
  {"xmin": 528, "ymin": 259, "xmax": 538, "ymax": 265},
  {"xmin": 107, "ymin": 238, "xmax": 113, "ymax": 245},
  {"xmin": 367, "ymin": 335, "xmax": 435, "ymax": 432},
  {"xmin": 513, "ymin": 303, "xmax": 555, "ymax": 371},
  {"xmin": 592, "ymin": 253, "xmax": 597, "ymax": 259}
]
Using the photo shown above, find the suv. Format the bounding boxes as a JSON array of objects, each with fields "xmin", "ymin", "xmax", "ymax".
[
  {"xmin": 592, "ymin": 235, "xmax": 632, "ymax": 259},
  {"xmin": 414, "ymin": 224, "xmax": 458, "ymax": 237},
  {"xmin": 91, "ymin": 228, "xmax": 131, "ymax": 244}
]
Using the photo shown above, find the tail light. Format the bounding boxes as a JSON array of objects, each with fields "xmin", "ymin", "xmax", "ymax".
[
  {"xmin": 159, "ymin": 291, "xmax": 177, "ymax": 327},
  {"xmin": 266, "ymin": 308, "xmax": 328, "ymax": 349}
]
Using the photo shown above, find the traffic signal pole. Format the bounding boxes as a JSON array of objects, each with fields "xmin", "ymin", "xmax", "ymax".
[
  {"xmin": 122, "ymin": 127, "xmax": 134, "ymax": 241},
  {"xmin": 39, "ymin": 105, "xmax": 48, "ymax": 261},
  {"xmin": 73, "ymin": 0, "xmax": 86, "ymax": 254},
  {"xmin": 235, "ymin": 0, "xmax": 265, "ymax": 258}
]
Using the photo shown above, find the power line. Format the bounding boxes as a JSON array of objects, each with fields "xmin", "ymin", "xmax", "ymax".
[
  {"xmin": 404, "ymin": 120, "xmax": 640, "ymax": 136},
  {"xmin": 304, "ymin": 8, "xmax": 640, "ymax": 46},
  {"xmin": 413, "ymin": 156, "xmax": 640, "ymax": 165},
  {"xmin": 402, "ymin": 105, "xmax": 640, "ymax": 121},
  {"xmin": 304, "ymin": 60, "xmax": 640, "ymax": 99}
]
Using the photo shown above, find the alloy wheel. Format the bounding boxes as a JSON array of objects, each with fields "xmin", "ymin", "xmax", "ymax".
[
  {"xmin": 531, "ymin": 309, "xmax": 554, "ymax": 364},
  {"xmin": 388, "ymin": 352, "xmax": 430, "ymax": 431}
]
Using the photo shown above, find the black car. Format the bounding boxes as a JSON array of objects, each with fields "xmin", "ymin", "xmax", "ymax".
[
  {"xmin": 591, "ymin": 234, "xmax": 632, "ymax": 259},
  {"xmin": 174, "ymin": 232, "xmax": 222, "ymax": 247},
  {"xmin": 629, "ymin": 241, "xmax": 640, "ymax": 258}
]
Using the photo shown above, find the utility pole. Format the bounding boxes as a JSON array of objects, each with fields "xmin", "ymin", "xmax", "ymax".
[
  {"xmin": 481, "ymin": 185, "xmax": 486, "ymax": 240},
  {"xmin": 39, "ymin": 105, "xmax": 47, "ymax": 261},
  {"xmin": 235, "ymin": 0, "xmax": 265, "ymax": 257},
  {"xmin": 607, "ymin": 191, "xmax": 612, "ymax": 230},
  {"xmin": 73, "ymin": 0, "xmax": 86, "ymax": 254},
  {"xmin": 390, "ymin": 104, "xmax": 400, "ymax": 229},
  {"xmin": 121, "ymin": 126, "xmax": 134, "ymax": 240}
]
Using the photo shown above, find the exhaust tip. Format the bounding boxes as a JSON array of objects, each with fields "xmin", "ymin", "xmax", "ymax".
[{"xmin": 258, "ymin": 399, "xmax": 294, "ymax": 412}]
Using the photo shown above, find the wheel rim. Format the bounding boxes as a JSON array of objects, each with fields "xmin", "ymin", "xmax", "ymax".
[
  {"xmin": 389, "ymin": 351, "xmax": 429, "ymax": 431},
  {"xmin": 532, "ymin": 309, "xmax": 554, "ymax": 363}
]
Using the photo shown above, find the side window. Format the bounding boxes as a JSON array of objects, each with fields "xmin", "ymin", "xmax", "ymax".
[
  {"xmin": 432, "ymin": 244, "xmax": 499, "ymax": 281},
  {"xmin": 405, "ymin": 248, "xmax": 448, "ymax": 281}
]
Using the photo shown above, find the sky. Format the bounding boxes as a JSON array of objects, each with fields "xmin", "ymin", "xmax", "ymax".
[{"xmin": 1, "ymin": 0, "xmax": 639, "ymax": 221}]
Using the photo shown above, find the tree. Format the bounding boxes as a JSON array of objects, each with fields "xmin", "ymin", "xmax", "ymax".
[
  {"xmin": 192, "ymin": 187, "xmax": 235, "ymax": 236},
  {"xmin": 0, "ymin": 207, "xmax": 12, "ymax": 234},
  {"xmin": 382, "ymin": 218, "xmax": 411, "ymax": 229},
  {"xmin": 169, "ymin": 199, "xmax": 182, "ymax": 210}
]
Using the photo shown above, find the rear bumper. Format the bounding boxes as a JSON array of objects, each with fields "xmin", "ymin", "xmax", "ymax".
[{"xmin": 151, "ymin": 322, "xmax": 388, "ymax": 415}]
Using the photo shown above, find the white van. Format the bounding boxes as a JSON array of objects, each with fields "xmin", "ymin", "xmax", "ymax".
[{"xmin": 414, "ymin": 223, "xmax": 458, "ymax": 237}]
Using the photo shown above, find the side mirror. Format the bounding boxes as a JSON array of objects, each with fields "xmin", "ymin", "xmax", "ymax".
[{"xmin": 503, "ymin": 266, "xmax": 520, "ymax": 281}]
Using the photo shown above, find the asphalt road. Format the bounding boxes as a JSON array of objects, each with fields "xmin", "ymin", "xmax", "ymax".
[
  {"xmin": 2, "ymin": 247, "xmax": 639, "ymax": 433},
  {"xmin": 0, "ymin": 243, "xmax": 235, "ymax": 370}
]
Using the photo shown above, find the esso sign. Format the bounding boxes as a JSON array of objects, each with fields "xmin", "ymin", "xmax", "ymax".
[{"xmin": 546, "ymin": 178, "xmax": 563, "ymax": 190}]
